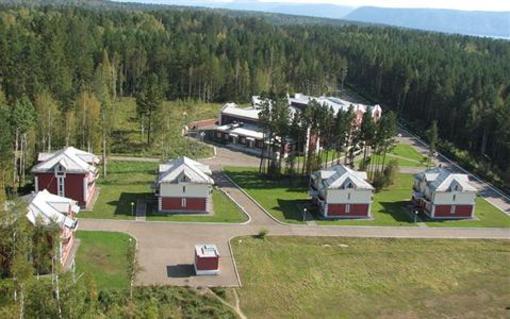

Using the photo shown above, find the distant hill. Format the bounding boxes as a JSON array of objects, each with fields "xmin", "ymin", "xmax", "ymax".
[
  {"xmin": 345, "ymin": 7, "xmax": 510, "ymax": 38},
  {"xmin": 112, "ymin": 0, "xmax": 354, "ymax": 20}
]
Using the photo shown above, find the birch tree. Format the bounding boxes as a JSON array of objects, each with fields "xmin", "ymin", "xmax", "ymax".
[{"xmin": 34, "ymin": 91, "xmax": 60, "ymax": 152}]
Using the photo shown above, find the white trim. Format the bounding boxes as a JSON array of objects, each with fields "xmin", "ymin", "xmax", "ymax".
[
  {"xmin": 34, "ymin": 176, "xmax": 39, "ymax": 192},
  {"xmin": 83, "ymin": 177, "xmax": 87, "ymax": 203},
  {"xmin": 181, "ymin": 198, "xmax": 187, "ymax": 208},
  {"xmin": 57, "ymin": 175, "xmax": 65, "ymax": 197}
]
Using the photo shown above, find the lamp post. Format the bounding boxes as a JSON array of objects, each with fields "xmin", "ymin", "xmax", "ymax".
[
  {"xmin": 131, "ymin": 202, "xmax": 135, "ymax": 217},
  {"xmin": 303, "ymin": 208, "xmax": 307, "ymax": 222}
]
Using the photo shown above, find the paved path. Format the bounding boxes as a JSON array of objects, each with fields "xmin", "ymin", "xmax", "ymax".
[
  {"xmin": 80, "ymin": 169, "xmax": 510, "ymax": 288},
  {"xmin": 94, "ymin": 143, "xmax": 510, "ymax": 288},
  {"xmin": 135, "ymin": 199, "xmax": 147, "ymax": 221}
]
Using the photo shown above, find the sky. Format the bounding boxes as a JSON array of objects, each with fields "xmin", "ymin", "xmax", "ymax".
[{"xmin": 137, "ymin": 0, "xmax": 510, "ymax": 11}]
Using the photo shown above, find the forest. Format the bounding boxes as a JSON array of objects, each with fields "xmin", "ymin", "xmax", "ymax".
[{"xmin": 0, "ymin": 0, "xmax": 509, "ymax": 202}]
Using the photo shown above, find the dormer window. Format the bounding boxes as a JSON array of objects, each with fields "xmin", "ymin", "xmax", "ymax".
[
  {"xmin": 345, "ymin": 182, "xmax": 353, "ymax": 189},
  {"xmin": 55, "ymin": 164, "xmax": 66, "ymax": 176}
]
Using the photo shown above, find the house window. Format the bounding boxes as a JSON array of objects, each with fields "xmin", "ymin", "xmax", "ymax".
[
  {"xmin": 347, "ymin": 193, "xmax": 351, "ymax": 200},
  {"xmin": 345, "ymin": 204, "xmax": 351, "ymax": 214},
  {"xmin": 452, "ymin": 194, "xmax": 456, "ymax": 201},
  {"xmin": 181, "ymin": 198, "xmax": 187, "ymax": 208},
  {"xmin": 345, "ymin": 182, "xmax": 353, "ymax": 189},
  {"xmin": 57, "ymin": 176, "xmax": 65, "ymax": 197},
  {"xmin": 450, "ymin": 206, "xmax": 455, "ymax": 214},
  {"xmin": 183, "ymin": 186, "xmax": 186, "ymax": 193}
]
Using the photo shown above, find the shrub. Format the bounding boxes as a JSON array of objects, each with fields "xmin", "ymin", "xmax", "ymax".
[{"xmin": 255, "ymin": 228, "xmax": 268, "ymax": 239}]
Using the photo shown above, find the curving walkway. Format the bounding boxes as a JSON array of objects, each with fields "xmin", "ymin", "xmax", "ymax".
[{"xmin": 80, "ymin": 168, "xmax": 510, "ymax": 287}]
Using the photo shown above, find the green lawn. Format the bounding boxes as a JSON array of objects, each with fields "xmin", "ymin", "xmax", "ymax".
[
  {"xmin": 146, "ymin": 189, "xmax": 248, "ymax": 223},
  {"xmin": 84, "ymin": 161, "xmax": 157, "ymax": 219},
  {"xmin": 75, "ymin": 231, "xmax": 133, "ymax": 290},
  {"xmin": 83, "ymin": 161, "xmax": 246, "ymax": 223},
  {"xmin": 111, "ymin": 97, "xmax": 219, "ymax": 158},
  {"xmin": 225, "ymin": 167, "xmax": 416, "ymax": 225},
  {"xmin": 361, "ymin": 143, "xmax": 428, "ymax": 168},
  {"xmin": 225, "ymin": 167, "xmax": 510, "ymax": 227},
  {"xmin": 230, "ymin": 236, "xmax": 510, "ymax": 319}
]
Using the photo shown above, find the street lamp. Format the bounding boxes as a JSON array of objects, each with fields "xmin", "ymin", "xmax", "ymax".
[
  {"xmin": 303, "ymin": 208, "xmax": 307, "ymax": 222},
  {"xmin": 414, "ymin": 210, "xmax": 419, "ymax": 223},
  {"xmin": 131, "ymin": 202, "xmax": 135, "ymax": 217}
]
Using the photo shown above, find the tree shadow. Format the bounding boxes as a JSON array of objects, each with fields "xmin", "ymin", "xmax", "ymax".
[
  {"xmin": 166, "ymin": 264, "xmax": 195, "ymax": 278},
  {"xmin": 378, "ymin": 201, "xmax": 415, "ymax": 223},
  {"xmin": 276, "ymin": 198, "xmax": 317, "ymax": 222},
  {"xmin": 108, "ymin": 192, "xmax": 154, "ymax": 216}
]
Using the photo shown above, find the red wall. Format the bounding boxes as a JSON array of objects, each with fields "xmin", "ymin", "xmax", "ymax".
[
  {"xmin": 327, "ymin": 204, "xmax": 369, "ymax": 217},
  {"xmin": 36, "ymin": 172, "xmax": 86, "ymax": 206},
  {"xmin": 434, "ymin": 205, "xmax": 473, "ymax": 218},
  {"xmin": 64, "ymin": 174, "xmax": 85, "ymax": 205},
  {"xmin": 161, "ymin": 197, "xmax": 207, "ymax": 212},
  {"xmin": 36, "ymin": 173, "xmax": 57, "ymax": 194},
  {"xmin": 195, "ymin": 254, "xmax": 219, "ymax": 271}
]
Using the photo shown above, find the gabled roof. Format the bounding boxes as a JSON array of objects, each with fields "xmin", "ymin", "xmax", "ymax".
[
  {"xmin": 415, "ymin": 167, "xmax": 477, "ymax": 192},
  {"xmin": 157, "ymin": 156, "xmax": 213, "ymax": 185},
  {"xmin": 313, "ymin": 165, "xmax": 374, "ymax": 191},
  {"xmin": 25, "ymin": 190, "xmax": 79, "ymax": 230},
  {"xmin": 32, "ymin": 147, "xmax": 99, "ymax": 174}
]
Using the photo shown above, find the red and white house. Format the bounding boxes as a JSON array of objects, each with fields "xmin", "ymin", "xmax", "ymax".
[
  {"xmin": 412, "ymin": 167, "xmax": 477, "ymax": 219},
  {"xmin": 194, "ymin": 244, "xmax": 220, "ymax": 276},
  {"xmin": 155, "ymin": 156, "xmax": 214, "ymax": 213},
  {"xmin": 31, "ymin": 147, "xmax": 100, "ymax": 209},
  {"xmin": 309, "ymin": 165, "xmax": 374, "ymax": 218},
  {"xmin": 25, "ymin": 189, "xmax": 80, "ymax": 266}
]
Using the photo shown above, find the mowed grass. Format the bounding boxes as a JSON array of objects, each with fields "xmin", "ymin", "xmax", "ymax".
[
  {"xmin": 83, "ymin": 161, "xmax": 157, "ymax": 219},
  {"xmin": 111, "ymin": 97, "xmax": 220, "ymax": 158},
  {"xmin": 225, "ymin": 167, "xmax": 416, "ymax": 225},
  {"xmin": 225, "ymin": 167, "xmax": 510, "ymax": 227},
  {"xmin": 225, "ymin": 167, "xmax": 310, "ymax": 224},
  {"xmin": 84, "ymin": 161, "xmax": 246, "ymax": 223},
  {"xmin": 146, "ymin": 189, "xmax": 248, "ymax": 223},
  {"xmin": 76, "ymin": 231, "xmax": 133, "ymax": 290},
  {"xmin": 231, "ymin": 236, "xmax": 510, "ymax": 319},
  {"xmin": 363, "ymin": 143, "xmax": 427, "ymax": 168}
]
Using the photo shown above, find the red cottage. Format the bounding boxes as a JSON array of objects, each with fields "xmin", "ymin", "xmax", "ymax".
[
  {"xmin": 31, "ymin": 147, "xmax": 100, "ymax": 209},
  {"xmin": 194, "ymin": 244, "xmax": 220, "ymax": 275}
]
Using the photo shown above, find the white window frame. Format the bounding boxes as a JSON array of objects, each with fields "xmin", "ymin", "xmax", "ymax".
[
  {"xmin": 181, "ymin": 198, "xmax": 187, "ymax": 208},
  {"xmin": 450, "ymin": 205, "xmax": 455, "ymax": 214},
  {"xmin": 345, "ymin": 204, "xmax": 351, "ymax": 214},
  {"xmin": 57, "ymin": 176, "xmax": 65, "ymax": 197},
  {"xmin": 182, "ymin": 185, "xmax": 186, "ymax": 193}
]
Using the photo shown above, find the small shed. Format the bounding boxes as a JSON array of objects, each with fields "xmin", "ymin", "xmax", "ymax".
[{"xmin": 194, "ymin": 244, "xmax": 220, "ymax": 275}]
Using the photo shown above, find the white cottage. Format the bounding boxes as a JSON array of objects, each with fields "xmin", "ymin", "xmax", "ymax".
[
  {"xmin": 155, "ymin": 157, "xmax": 214, "ymax": 213},
  {"xmin": 310, "ymin": 165, "xmax": 374, "ymax": 218},
  {"xmin": 412, "ymin": 167, "xmax": 477, "ymax": 219}
]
